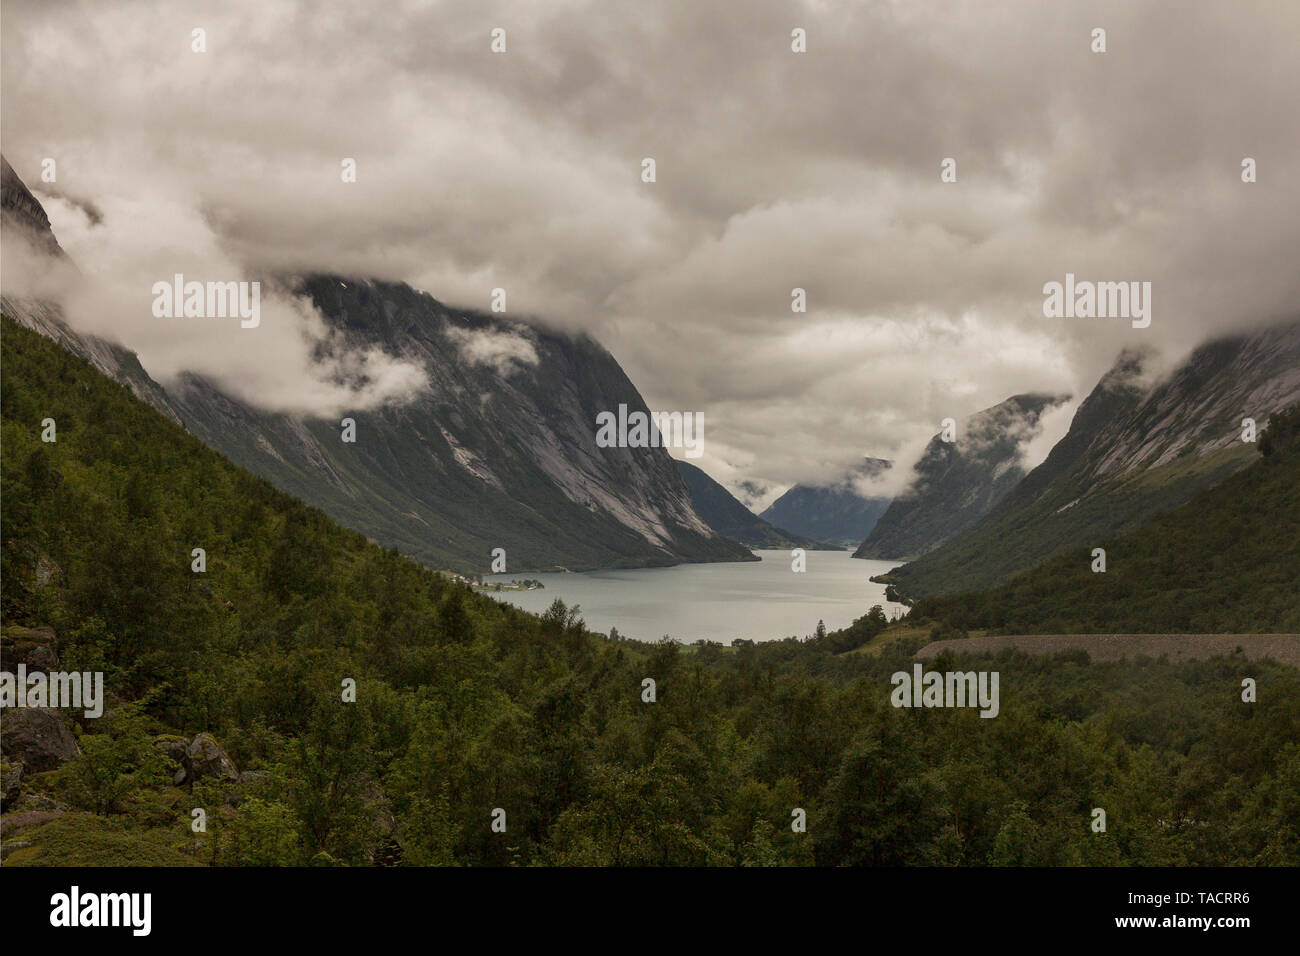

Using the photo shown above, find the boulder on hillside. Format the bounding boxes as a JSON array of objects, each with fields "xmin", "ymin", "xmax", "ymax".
[
  {"xmin": 151, "ymin": 732, "xmax": 239, "ymax": 785},
  {"xmin": 153, "ymin": 734, "xmax": 189, "ymax": 765},
  {"xmin": 185, "ymin": 733, "xmax": 238, "ymax": 781},
  {"xmin": 0, "ymin": 708, "xmax": 81, "ymax": 773}
]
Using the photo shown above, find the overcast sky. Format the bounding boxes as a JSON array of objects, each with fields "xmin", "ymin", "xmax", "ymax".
[{"xmin": 3, "ymin": 0, "xmax": 1298, "ymax": 505}]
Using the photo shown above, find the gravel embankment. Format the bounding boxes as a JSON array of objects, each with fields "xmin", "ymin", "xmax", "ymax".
[{"xmin": 915, "ymin": 634, "xmax": 1300, "ymax": 666}]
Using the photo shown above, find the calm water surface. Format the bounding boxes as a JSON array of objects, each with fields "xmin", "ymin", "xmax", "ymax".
[{"xmin": 483, "ymin": 550, "xmax": 909, "ymax": 643}]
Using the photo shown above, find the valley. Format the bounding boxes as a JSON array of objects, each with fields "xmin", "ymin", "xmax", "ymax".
[{"xmin": 1, "ymin": 0, "xmax": 1298, "ymax": 887}]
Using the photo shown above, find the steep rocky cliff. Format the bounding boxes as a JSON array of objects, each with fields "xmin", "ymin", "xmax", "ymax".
[
  {"xmin": 854, "ymin": 393, "xmax": 1070, "ymax": 560},
  {"xmin": 1, "ymin": 156, "xmax": 750, "ymax": 574}
]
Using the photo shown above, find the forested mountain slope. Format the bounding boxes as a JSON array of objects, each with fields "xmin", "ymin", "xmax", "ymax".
[
  {"xmin": 911, "ymin": 403, "xmax": 1300, "ymax": 633},
  {"xmin": 887, "ymin": 325, "xmax": 1300, "ymax": 598},
  {"xmin": 2, "ymin": 315, "xmax": 1298, "ymax": 867}
]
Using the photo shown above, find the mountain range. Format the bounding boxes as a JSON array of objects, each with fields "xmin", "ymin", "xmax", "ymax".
[
  {"xmin": 1, "ymin": 155, "xmax": 750, "ymax": 575},
  {"xmin": 885, "ymin": 323, "xmax": 1300, "ymax": 598},
  {"xmin": 675, "ymin": 460, "xmax": 832, "ymax": 550},
  {"xmin": 7, "ymin": 152, "xmax": 1298, "ymax": 601},
  {"xmin": 759, "ymin": 458, "xmax": 893, "ymax": 547}
]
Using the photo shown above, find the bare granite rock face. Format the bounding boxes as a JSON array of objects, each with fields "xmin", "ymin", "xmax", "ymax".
[
  {"xmin": 164, "ymin": 276, "xmax": 754, "ymax": 574},
  {"xmin": 1, "ymin": 155, "xmax": 65, "ymax": 258}
]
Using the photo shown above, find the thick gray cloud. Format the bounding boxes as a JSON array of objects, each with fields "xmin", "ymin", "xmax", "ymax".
[{"xmin": 3, "ymin": 0, "xmax": 1297, "ymax": 494}]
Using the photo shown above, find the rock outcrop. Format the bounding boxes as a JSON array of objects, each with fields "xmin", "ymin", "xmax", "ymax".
[
  {"xmin": 0, "ymin": 708, "xmax": 82, "ymax": 773},
  {"xmin": 152, "ymin": 732, "xmax": 239, "ymax": 785}
]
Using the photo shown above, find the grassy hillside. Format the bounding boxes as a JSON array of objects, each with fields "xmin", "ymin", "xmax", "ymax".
[
  {"xmin": 3, "ymin": 316, "xmax": 1299, "ymax": 867},
  {"xmin": 912, "ymin": 405, "xmax": 1300, "ymax": 633}
]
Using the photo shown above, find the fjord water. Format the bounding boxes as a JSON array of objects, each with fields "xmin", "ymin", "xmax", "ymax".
[{"xmin": 484, "ymin": 550, "xmax": 910, "ymax": 643}]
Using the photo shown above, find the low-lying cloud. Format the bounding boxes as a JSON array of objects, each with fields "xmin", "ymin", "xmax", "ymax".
[
  {"xmin": 22, "ymin": 189, "xmax": 428, "ymax": 417},
  {"xmin": 3, "ymin": 0, "xmax": 1297, "ymax": 497},
  {"xmin": 446, "ymin": 326, "xmax": 539, "ymax": 377}
]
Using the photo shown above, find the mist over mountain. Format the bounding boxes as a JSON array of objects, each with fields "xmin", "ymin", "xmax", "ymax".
[
  {"xmin": 911, "ymin": 403, "xmax": 1300, "ymax": 633},
  {"xmin": 854, "ymin": 393, "xmax": 1071, "ymax": 560},
  {"xmin": 2, "ymin": 156, "xmax": 750, "ymax": 574},
  {"xmin": 165, "ymin": 277, "xmax": 753, "ymax": 573},
  {"xmin": 1, "ymin": 157, "xmax": 181, "ymax": 422},
  {"xmin": 759, "ymin": 458, "xmax": 892, "ymax": 547},
  {"xmin": 7, "ymin": 0, "xmax": 1298, "ymax": 495},
  {"xmin": 887, "ymin": 322, "xmax": 1300, "ymax": 598}
]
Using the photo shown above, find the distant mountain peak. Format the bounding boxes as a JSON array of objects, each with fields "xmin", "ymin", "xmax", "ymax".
[
  {"xmin": 675, "ymin": 460, "xmax": 837, "ymax": 550},
  {"xmin": 759, "ymin": 459, "xmax": 894, "ymax": 548}
]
